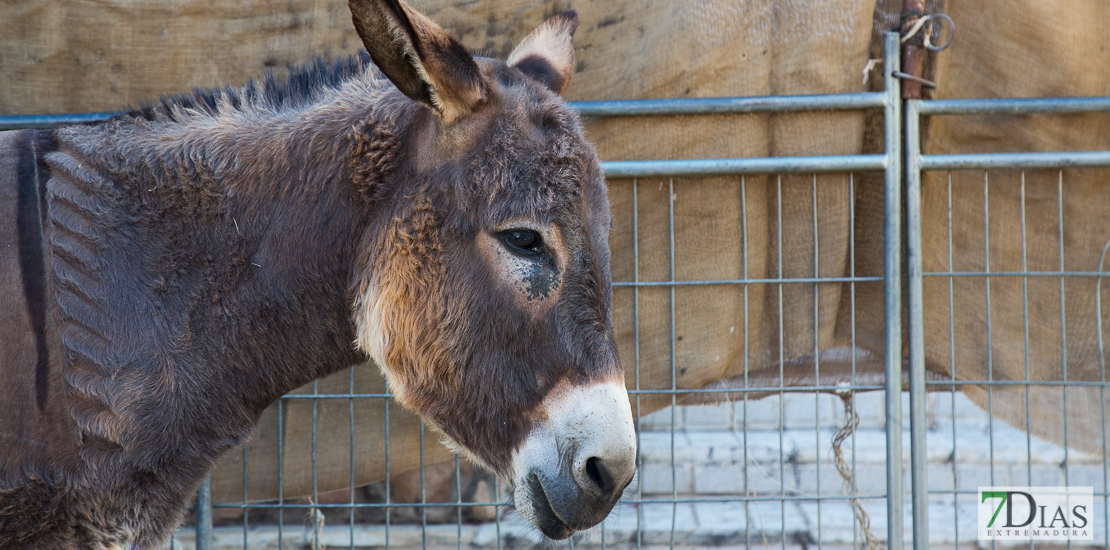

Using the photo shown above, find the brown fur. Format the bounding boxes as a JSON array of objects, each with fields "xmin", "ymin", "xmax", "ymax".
[{"xmin": 0, "ymin": 2, "xmax": 614, "ymax": 548}]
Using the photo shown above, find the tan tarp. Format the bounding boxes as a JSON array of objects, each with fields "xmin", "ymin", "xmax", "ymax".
[
  {"xmin": 920, "ymin": 0, "xmax": 1110, "ymax": 458},
  {"xmin": 3, "ymin": 0, "xmax": 1108, "ymax": 503}
]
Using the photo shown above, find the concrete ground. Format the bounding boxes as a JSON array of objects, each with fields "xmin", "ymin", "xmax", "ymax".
[{"xmin": 162, "ymin": 391, "xmax": 1110, "ymax": 549}]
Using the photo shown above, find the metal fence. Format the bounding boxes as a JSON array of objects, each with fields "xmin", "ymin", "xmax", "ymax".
[{"xmin": 4, "ymin": 30, "xmax": 1110, "ymax": 550}]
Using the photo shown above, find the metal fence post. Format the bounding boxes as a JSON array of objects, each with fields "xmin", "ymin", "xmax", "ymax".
[
  {"xmin": 905, "ymin": 97, "xmax": 929, "ymax": 550},
  {"xmin": 196, "ymin": 473, "xmax": 213, "ymax": 550},
  {"xmin": 883, "ymin": 30, "xmax": 905, "ymax": 550}
]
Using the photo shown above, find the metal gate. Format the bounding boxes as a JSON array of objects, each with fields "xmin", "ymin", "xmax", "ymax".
[{"xmin": 4, "ymin": 30, "xmax": 1110, "ymax": 550}]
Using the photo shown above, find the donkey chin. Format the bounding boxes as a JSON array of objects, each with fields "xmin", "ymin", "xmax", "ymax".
[{"xmin": 509, "ymin": 379, "xmax": 638, "ymax": 539}]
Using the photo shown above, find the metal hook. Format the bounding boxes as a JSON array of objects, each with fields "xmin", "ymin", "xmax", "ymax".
[
  {"xmin": 892, "ymin": 71, "xmax": 937, "ymax": 89},
  {"xmin": 926, "ymin": 13, "xmax": 955, "ymax": 52}
]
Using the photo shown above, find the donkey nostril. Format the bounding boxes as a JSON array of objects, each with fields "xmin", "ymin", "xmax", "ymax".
[{"xmin": 584, "ymin": 456, "xmax": 612, "ymax": 494}]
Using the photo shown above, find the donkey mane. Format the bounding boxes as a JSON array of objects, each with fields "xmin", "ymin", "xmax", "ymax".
[{"xmin": 127, "ymin": 52, "xmax": 376, "ymax": 124}]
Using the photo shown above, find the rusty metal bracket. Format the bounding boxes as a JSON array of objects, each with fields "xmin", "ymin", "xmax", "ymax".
[
  {"xmin": 898, "ymin": 4, "xmax": 954, "ymax": 99},
  {"xmin": 899, "ymin": 4, "xmax": 927, "ymax": 99},
  {"xmin": 892, "ymin": 71, "xmax": 937, "ymax": 89}
]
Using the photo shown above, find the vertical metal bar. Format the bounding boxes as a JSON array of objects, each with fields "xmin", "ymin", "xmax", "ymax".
[
  {"xmin": 601, "ymin": 511, "xmax": 606, "ymax": 550},
  {"xmin": 668, "ymin": 178, "xmax": 677, "ymax": 550},
  {"xmin": 196, "ymin": 473, "xmax": 213, "ymax": 550},
  {"xmin": 882, "ymin": 31, "xmax": 905, "ymax": 550},
  {"xmin": 1057, "ymin": 171, "xmax": 1071, "ymax": 550},
  {"xmin": 776, "ymin": 174, "xmax": 786, "ymax": 550},
  {"xmin": 982, "ymin": 168, "xmax": 996, "ymax": 550},
  {"xmin": 811, "ymin": 173, "xmax": 823, "ymax": 550},
  {"xmin": 384, "ymin": 377, "xmax": 391, "ymax": 550},
  {"xmin": 312, "ymin": 380, "xmax": 321, "ymax": 550},
  {"xmin": 1020, "ymin": 173, "xmax": 1033, "ymax": 495},
  {"xmin": 632, "ymin": 179, "xmax": 643, "ymax": 550},
  {"xmin": 945, "ymin": 172, "xmax": 959, "ymax": 547},
  {"xmin": 848, "ymin": 172, "xmax": 859, "ymax": 550},
  {"xmin": 278, "ymin": 398, "xmax": 285, "ymax": 548},
  {"xmin": 420, "ymin": 421, "xmax": 427, "ymax": 550},
  {"xmin": 1057, "ymin": 169, "xmax": 1071, "ymax": 486},
  {"xmin": 350, "ymin": 367, "xmax": 357, "ymax": 550},
  {"xmin": 494, "ymin": 476, "xmax": 503, "ymax": 550},
  {"xmin": 456, "ymin": 456, "xmax": 462, "ymax": 550},
  {"xmin": 904, "ymin": 96, "xmax": 929, "ymax": 550},
  {"xmin": 1087, "ymin": 180, "xmax": 1105, "ymax": 550},
  {"xmin": 740, "ymin": 175, "xmax": 752, "ymax": 550},
  {"xmin": 242, "ymin": 432, "xmax": 249, "ymax": 549},
  {"xmin": 983, "ymin": 170, "xmax": 997, "ymax": 514},
  {"xmin": 1097, "ymin": 180, "xmax": 1110, "ymax": 550}
]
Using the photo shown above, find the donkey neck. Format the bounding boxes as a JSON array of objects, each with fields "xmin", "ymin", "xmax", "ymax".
[
  {"xmin": 3, "ymin": 70, "xmax": 425, "ymax": 549},
  {"xmin": 41, "ymin": 83, "xmax": 412, "ymax": 466}
]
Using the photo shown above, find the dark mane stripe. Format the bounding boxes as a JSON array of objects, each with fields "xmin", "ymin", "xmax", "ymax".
[
  {"xmin": 15, "ymin": 130, "xmax": 56, "ymax": 411},
  {"xmin": 127, "ymin": 51, "xmax": 375, "ymax": 122}
]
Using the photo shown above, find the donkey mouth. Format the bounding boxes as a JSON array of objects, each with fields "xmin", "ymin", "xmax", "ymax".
[{"xmin": 526, "ymin": 474, "xmax": 574, "ymax": 539}]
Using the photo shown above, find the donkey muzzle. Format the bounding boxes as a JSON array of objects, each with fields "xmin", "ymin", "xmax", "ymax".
[{"xmin": 512, "ymin": 379, "xmax": 637, "ymax": 539}]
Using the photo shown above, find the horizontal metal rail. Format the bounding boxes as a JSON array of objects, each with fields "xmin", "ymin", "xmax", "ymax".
[
  {"xmin": 600, "ymin": 154, "xmax": 885, "ymax": 177},
  {"xmin": 6, "ymin": 95, "xmax": 1105, "ymax": 130},
  {"xmin": 925, "ymin": 380, "xmax": 1110, "ymax": 388},
  {"xmin": 612, "ymin": 275, "xmax": 883, "ymax": 286},
  {"xmin": 0, "ymin": 112, "xmax": 118, "ymax": 130},
  {"xmin": 920, "ymin": 150, "xmax": 1110, "ymax": 170},
  {"xmin": 569, "ymin": 92, "xmax": 885, "ymax": 116},
  {"xmin": 918, "ymin": 96, "xmax": 1110, "ymax": 115},
  {"xmin": 924, "ymin": 270, "xmax": 1110, "ymax": 277},
  {"xmin": 627, "ymin": 385, "xmax": 888, "ymax": 395},
  {"xmin": 0, "ymin": 93, "xmax": 887, "ymax": 131},
  {"xmin": 210, "ymin": 493, "xmax": 893, "ymax": 508}
]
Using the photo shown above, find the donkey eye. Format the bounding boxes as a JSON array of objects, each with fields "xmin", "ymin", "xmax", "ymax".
[{"xmin": 501, "ymin": 229, "xmax": 543, "ymax": 255}]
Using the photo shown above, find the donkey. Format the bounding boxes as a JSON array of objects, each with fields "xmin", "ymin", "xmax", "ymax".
[{"xmin": 0, "ymin": 0, "xmax": 636, "ymax": 547}]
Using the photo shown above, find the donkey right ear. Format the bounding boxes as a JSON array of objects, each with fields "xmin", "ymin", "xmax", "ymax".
[
  {"xmin": 348, "ymin": 0, "xmax": 488, "ymax": 122},
  {"xmin": 508, "ymin": 11, "xmax": 579, "ymax": 96}
]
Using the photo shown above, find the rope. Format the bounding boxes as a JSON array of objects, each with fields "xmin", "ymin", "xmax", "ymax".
[
  {"xmin": 832, "ymin": 392, "xmax": 883, "ymax": 550},
  {"xmin": 901, "ymin": 13, "xmax": 955, "ymax": 52},
  {"xmin": 861, "ymin": 59, "xmax": 882, "ymax": 84},
  {"xmin": 900, "ymin": 15, "xmax": 933, "ymax": 46}
]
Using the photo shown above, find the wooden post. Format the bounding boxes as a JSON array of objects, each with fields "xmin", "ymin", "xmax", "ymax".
[{"xmin": 900, "ymin": 0, "xmax": 926, "ymax": 99}]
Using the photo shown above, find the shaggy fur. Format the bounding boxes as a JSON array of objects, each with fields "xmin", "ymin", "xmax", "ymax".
[{"xmin": 0, "ymin": 1, "xmax": 616, "ymax": 548}]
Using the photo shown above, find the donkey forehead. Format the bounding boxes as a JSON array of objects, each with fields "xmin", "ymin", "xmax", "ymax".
[{"xmin": 449, "ymin": 60, "xmax": 601, "ymax": 225}]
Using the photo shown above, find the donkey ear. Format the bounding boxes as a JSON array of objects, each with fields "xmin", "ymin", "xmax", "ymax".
[
  {"xmin": 507, "ymin": 10, "xmax": 579, "ymax": 96},
  {"xmin": 348, "ymin": 0, "xmax": 488, "ymax": 122}
]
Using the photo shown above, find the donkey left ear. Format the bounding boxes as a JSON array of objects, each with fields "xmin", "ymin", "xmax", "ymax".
[
  {"xmin": 349, "ymin": 0, "xmax": 488, "ymax": 122},
  {"xmin": 507, "ymin": 10, "xmax": 580, "ymax": 96}
]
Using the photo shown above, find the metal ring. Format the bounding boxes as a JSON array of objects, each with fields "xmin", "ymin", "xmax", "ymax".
[{"xmin": 926, "ymin": 13, "xmax": 955, "ymax": 52}]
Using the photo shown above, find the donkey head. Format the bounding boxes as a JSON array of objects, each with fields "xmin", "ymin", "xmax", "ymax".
[{"xmin": 347, "ymin": 0, "xmax": 636, "ymax": 539}]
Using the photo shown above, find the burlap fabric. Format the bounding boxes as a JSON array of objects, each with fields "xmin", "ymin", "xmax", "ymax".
[
  {"xmin": 919, "ymin": 0, "xmax": 1110, "ymax": 459},
  {"xmin": 3, "ymin": 1, "xmax": 1107, "ymax": 503}
]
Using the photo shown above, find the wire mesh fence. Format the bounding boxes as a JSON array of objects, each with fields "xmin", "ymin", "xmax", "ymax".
[
  {"xmin": 904, "ymin": 96, "xmax": 1110, "ymax": 549},
  {"xmin": 158, "ymin": 32, "xmax": 907, "ymax": 550},
  {"xmin": 5, "ymin": 30, "xmax": 1110, "ymax": 550}
]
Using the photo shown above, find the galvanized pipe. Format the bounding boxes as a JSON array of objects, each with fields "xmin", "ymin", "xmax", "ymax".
[
  {"xmin": 195, "ymin": 473, "xmax": 213, "ymax": 550},
  {"xmin": 905, "ymin": 98, "xmax": 930, "ymax": 550},
  {"xmin": 918, "ymin": 96, "xmax": 1110, "ymax": 115},
  {"xmin": 599, "ymin": 155, "xmax": 885, "ymax": 178},
  {"xmin": 882, "ymin": 31, "xmax": 906, "ymax": 550},
  {"xmin": 3, "ymin": 95, "xmax": 1103, "ymax": 132},
  {"xmin": 0, "ymin": 93, "xmax": 887, "ymax": 132},
  {"xmin": 569, "ymin": 93, "xmax": 885, "ymax": 116},
  {"xmin": 921, "ymin": 151, "xmax": 1110, "ymax": 170},
  {"xmin": 0, "ymin": 112, "xmax": 117, "ymax": 131}
]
